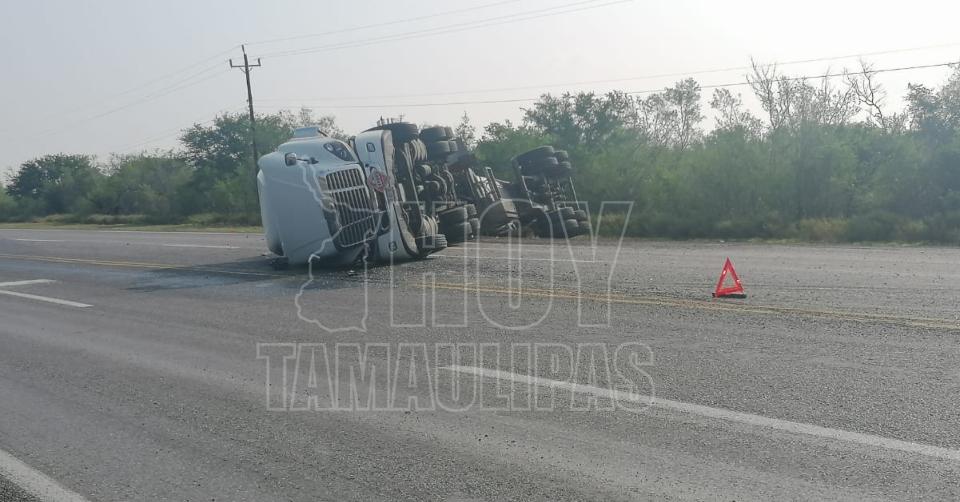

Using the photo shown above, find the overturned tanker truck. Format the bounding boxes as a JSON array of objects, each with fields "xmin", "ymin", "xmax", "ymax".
[{"xmin": 256, "ymin": 120, "xmax": 590, "ymax": 268}]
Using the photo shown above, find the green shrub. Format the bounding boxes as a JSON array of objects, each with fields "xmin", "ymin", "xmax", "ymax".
[
  {"xmin": 797, "ymin": 219, "xmax": 848, "ymax": 242},
  {"xmin": 845, "ymin": 211, "xmax": 900, "ymax": 242}
]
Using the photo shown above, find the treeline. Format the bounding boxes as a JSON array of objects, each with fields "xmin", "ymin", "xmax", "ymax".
[
  {"xmin": 0, "ymin": 110, "xmax": 344, "ymax": 226},
  {"xmin": 3, "ymin": 62, "xmax": 960, "ymax": 243},
  {"xmin": 474, "ymin": 62, "xmax": 960, "ymax": 243}
]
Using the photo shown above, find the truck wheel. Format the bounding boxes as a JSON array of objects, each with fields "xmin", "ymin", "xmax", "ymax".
[
  {"xmin": 558, "ymin": 207, "xmax": 575, "ymax": 219},
  {"xmin": 375, "ymin": 122, "xmax": 419, "ymax": 143},
  {"xmin": 533, "ymin": 212, "xmax": 553, "ymax": 237},
  {"xmin": 562, "ymin": 218, "xmax": 579, "ymax": 236},
  {"xmin": 530, "ymin": 156, "xmax": 559, "ymax": 169},
  {"xmin": 548, "ymin": 161, "xmax": 572, "ymax": 178},
  {"xmin": 517, "ymin": 146, "xmax": 555, "ymax": 164},
  {"xmin": 439, "ymin": 206, "xmax": 468, "ymax": 224},
  {"xmin": 468, "ymin": 217, "xmax": 480, "ymax": 237},
  {"xmin": 420, "ymin": 126, "xmax": 447, "ymax": 143},
  {"xmin": 444, "ymin": 126, "xmax": 455, "ymax": 140},
  {"xmin": 574, "ymin": 209, "xmax": 588, "ymax": 221},
  {"xmin": 521, "ymin": 163, "xmax": 544, "ymax": 175},
  {"xmin": 411, "ymin": 139, "xmax": 428, "ymax": 162},
  {"xmin": 444, "ymin": 221, "xmax": 472, "ymax": 243},
  {"xmin": 414, "ymin": 233, "xmax": 447, "ymax": 257},
  {"xmin": 423, "ymin": 180, "xmax": 441, "ymax": 195},
  {"xmin": 447, "ymin": 140, "xmax": 459, "ymax": 153},
  {"xmin": 427, "ymin": 141, "xmax": 451, "ymax": 160},
  {"xmin": 465, "ymin": 204, "xmax": 477, "ymax": 217},
  {"xmin": 522, "ymin": 156, "xmax": 557, "ymax": 175},
  {"xmin": 554, "ymin": 150, "xmax": 569, "ymax": 161}
]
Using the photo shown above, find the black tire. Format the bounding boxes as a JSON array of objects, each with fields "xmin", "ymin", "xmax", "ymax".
[
  {"xmin": 554, "ymin": 150, "xmax": 569, "ymax": 161},
  {"xmin": 561, "ymin": 218, "xmax": 579, "ymax": 236},
  {"xmin": 547, "ymin": 162, "xmax": 573, "ymax": 178},
  {"xmin": 411, "ymin": 139, "xmax": 428, "ymax": 162},
  {"xmin": 414, "ymin": 233, "xmax": 447, "ymax": 257},
  {"xmin": 444, "ymin": 221, "xmax": 472, "ymax": 243},
  {"xmin": 523, "ymin": 156, "xmax": 558, "ymax": 174},
  {"xmin": 558, "ymin": 207, "xmax": 575, "ymax": 219},
  {"xmin": 521, "ymin": 163, "xmax": 544, "ymax": 175},
  {"xmin": 516, "ymin": 146, "xmax": 555, "ymax": 164},
  {"xmin": 468, "ymin": 217, "xmax": 480, "ymax": 236},
  {"xmin": 574, "ymin": 209, "xmax": 588, "ymax": 221},
  {"xmin": 439, "ymin": 206, "xmax": 468, "ymax": 224},
  {"xmin": 423, "ymin": 180, "xmax": 441, "ymax": 195},
  {"xmin": 532, "ymin": 209, "xmax": 552, "ymax": 237},
  {"xmin": 465, "ymin": 204, "xmax": 477, "ymax": 217},
  {"xmin": 372, "ymin": 122, "xmax": 418, "ymax": 143},
  {"xmin": 444, "ymin": 126, "xmax": 455, "ymax": 140},
  {"xmin": 415, "ymin": 164, "xmax": 432, "ymax": 178},
  {"xmin": 427, "ymin": 141, "xmax": 451, "ymax": 159},
  {"xmin": 420, "ymin": 126, "xmax": 447, "ymax": 143}
]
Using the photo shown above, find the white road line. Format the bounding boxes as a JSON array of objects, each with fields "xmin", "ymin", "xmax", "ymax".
[
  {"xmin": 12, "ymin": 239, "xmax": 65, "ymax": 243},
  {"xmin": 0, "ymin": 290, "xmax": 92, "ymax": 308},
  {"xmin": 442, "ymin": 365, "xmax": 960, "ymax": 462},
  {"xmin": 100, "ymin": 229, "xmax": 253, "ymax": 236},
  {"xmin": 0, "ymin": 279, "xmax": 57, "ymax": 288},
  {"xmin": 0, "ymin": 446, "xmax": 90, "ymax": 502},
  {"xmin": 160, "ymin": 243, "xmax": 239, "ymax": 249}
]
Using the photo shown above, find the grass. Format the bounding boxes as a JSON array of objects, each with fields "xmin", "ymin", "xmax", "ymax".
[
  {"xmin": 0, "ymin": 213, "xmax": 263, "ymax": 233},
  {"xmin": 0, "ymin": 220, "xmax": 262, "ymax": 233}
]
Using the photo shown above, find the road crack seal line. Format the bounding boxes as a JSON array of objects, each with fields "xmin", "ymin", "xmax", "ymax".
[
  {"xmin": 431, "ymin": 281, "xmax": 960, "ymax": 331},
  {"xmin": 0, "ymin": 253, "xmax": 284, "ymax": 278},
  {"xmin": 4, "ymin": 253, "xmax": 955, "ymax": 330}
]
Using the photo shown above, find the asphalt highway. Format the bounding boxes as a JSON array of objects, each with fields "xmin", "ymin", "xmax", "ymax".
[{"xmin": 0, "ymin": 228, "xmax": 959, "ymax": 501}]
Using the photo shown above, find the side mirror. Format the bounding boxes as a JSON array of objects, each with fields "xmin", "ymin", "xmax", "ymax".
[{"xmin": 284, "ymin": 153, "xmax": 299, "ymax": 166}]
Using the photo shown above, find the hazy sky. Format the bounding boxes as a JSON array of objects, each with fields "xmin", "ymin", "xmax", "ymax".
[{"xmin": 2, "ymin": 0, "xmax": 959, "ymax": 178}]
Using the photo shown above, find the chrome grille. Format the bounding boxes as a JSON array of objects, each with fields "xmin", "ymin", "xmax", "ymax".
[
  {"xmin": 326, "ymin": 168, "xmax": 365, "ymax": 191},
  {"xmin": 323, "ymin": 168, "xmax": 377, "ymax": 248}
]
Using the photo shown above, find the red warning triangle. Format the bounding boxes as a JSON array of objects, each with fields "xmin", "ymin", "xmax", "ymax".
[{"xmin": 713, "ymin": 258, "xmax": 746, "ymax": 298}]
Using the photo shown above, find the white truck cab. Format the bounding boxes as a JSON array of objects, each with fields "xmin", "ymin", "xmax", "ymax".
[{"xmin": 257, "ymin": 126, "xmax": 446, "ymax": 267}]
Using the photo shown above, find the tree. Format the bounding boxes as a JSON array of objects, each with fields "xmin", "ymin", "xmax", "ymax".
[
  {"xmin": 522, "ymin": 91, "xmax": 638, "ymax": 147},
  {"xmin": 844, "ymin": 60, "xmax": 904, "ymax": 132},
  {"xmin": 6, "ymin": 154, "xmax": 101, "ymax": 214},
  {"xmin": 455, "ymin": 111, "xmax": 477, "ymax": 148},
  {"xmin": 905, "ymin": 64, "xmax": 960, "ymax": 141},
  {"xmin": 295, "ymin": 108, "xmax": 347, "ymax": 140},
  {"xmin": 178, "ymin": 110, "xmax": 345, "ymax": 215},
  {"xmin": 92, "ymin": 152, "xmax": 192, "ymax": 221},
  {"xmin": 748, "ymin": 60, "xmax": 859, "ymax": 131},
  {"xmin": 709, "ymin": 88, "xmax": 763, "ymax": 137},
  {"xmin": 638, "ymin": 79, "xmax": 703, "ymax": 148},
  {"xmin": 0, "ymin": 189, "xmax": 17, "ymax": 221},
  {"xmin": 474, "ymin": 120, "xmax": 551, "ymax": 177}
]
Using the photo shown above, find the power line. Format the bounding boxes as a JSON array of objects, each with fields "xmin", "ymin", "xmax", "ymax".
[
  {"xmin": 91, "ymin": 46, "xmax": 239, "ymax": 104},
  {"xmin": 246, "ymin": 0, "xmax": 519, "ymax": 46},
  {"xmin": 110, "ymin": 106, "xmax": 246, "ymax": 153},
  {"xmin": 20, "ymin": 67, "xmax": 232, "ymax": 141},
  {"xmin": 259, "ymin": 0, "xmax": 630, "ymax": 59},
  {"xmin": 0, "ymin": 46, "xmax": 239, "ymax": 138},
  {"xmin": 256, "ymin": 41, "xmax": 960, "ymax": 103},
  {"xmin": 253, "ymin": 60, "xmax": 958, "ymax": 110}
]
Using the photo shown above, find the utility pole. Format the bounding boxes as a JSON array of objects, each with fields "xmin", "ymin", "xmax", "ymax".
[{"xmin": 229, "ymin": 45, "xmax": 262, "ymax": 174}]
